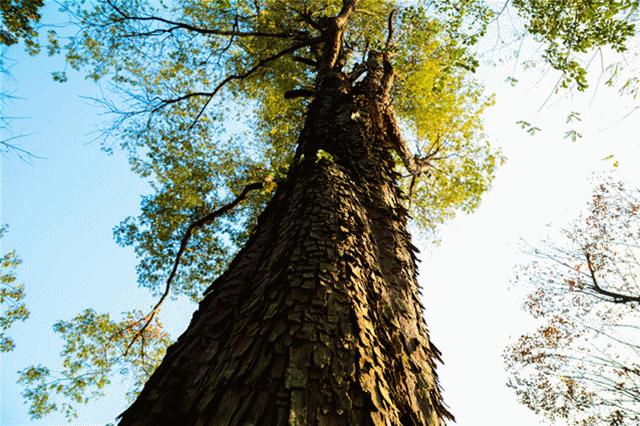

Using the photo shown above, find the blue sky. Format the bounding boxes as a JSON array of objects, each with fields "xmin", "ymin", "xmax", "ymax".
[
  {"xmin": 1, "ymin": 37, "xmax": 151, "ymax": 425},
  {"xmin": 2, "ymin": 4, "xmax": 640, "ymax": 426},
  {"xmin": 0, "ymin": 5, "xmax": 197, "ymax": 421}
]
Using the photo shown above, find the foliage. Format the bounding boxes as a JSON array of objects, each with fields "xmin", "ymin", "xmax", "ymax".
[
  {"xmin": 51, "ymin": 4, "xmax": 496, "ymax": 294},
  {"xmin": 393, "ymin": 4, "xmax": 501, "ymax": 231},
  {"xmin": 505, "ymin": 178, "xmax": 640, "ymax": 425},
  {"xmin": 0, "ymin": 225, "xmax": 29, "ymax": 352},
  {"xmin": 513, "ymin": 0, "xmax": 639, "ymax": 91},
  {"xmin": 18, "ymin": 309, "xmax": 170, "ymax": 420},
  {"xmin": 0, "ymin": 0, "xmax": 44, "ymax": 51}
]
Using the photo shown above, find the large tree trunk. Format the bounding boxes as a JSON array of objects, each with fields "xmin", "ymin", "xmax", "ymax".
[{"xmin": 119, "ymin": 72, "xmax": 451, "ymax": 425}]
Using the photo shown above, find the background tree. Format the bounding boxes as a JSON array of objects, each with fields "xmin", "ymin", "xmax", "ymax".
[{"xmin": 505, "ymin": 177, "xmax": 640, "ymax": 425}]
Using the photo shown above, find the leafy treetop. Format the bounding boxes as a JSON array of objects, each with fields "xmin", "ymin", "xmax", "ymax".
[{"xmin": 513, "ymin": 0, "xmax": 639, "ymax": 91}]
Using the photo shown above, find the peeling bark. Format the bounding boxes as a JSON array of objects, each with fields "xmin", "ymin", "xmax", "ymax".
[{"xmin": 118, "ymin": 70, "xmax": 451, "ymax": 425}]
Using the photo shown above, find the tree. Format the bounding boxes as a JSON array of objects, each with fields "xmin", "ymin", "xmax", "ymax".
[
  {"xmin": 505, "ymin": 178, "xmax": 640, "ymax": 425},
  {"xmin": 18, "ymin": 0, "xmax": 499, "ymax": 423},
  {"xmin": 14, "ymin": 0, "xmax": 640, "ymax": 423}
]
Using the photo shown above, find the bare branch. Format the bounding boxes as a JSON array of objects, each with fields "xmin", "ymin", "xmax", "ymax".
[
  {"xmin": 585, "ymin": 252, "xmax": 640, "ymax": 304},
  {"xmin": 0, "ymin": 137, "xmax": 44, "ymax": 162}
]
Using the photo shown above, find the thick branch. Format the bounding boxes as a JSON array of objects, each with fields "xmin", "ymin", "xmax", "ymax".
[
  {"xmin": 385, "ymin": 9, "xmax": 396, "ymax": 50},
  {"xmin": 336, "ymin": 0, "xmax": 361, "ymax": 28},
  {"xmin": 384, "ymin": 108, "xmax": 430, "ymax": 176},
  {"xmin": 382, "ymin": 10, "xmax": 397, "ymax": 97},
  {"xmin": 291, "ymin": 55, "xmax": 318, "ymax": 68},
  {"xmin": 318, "ymin": 0, "xmax": 361, "ymax": 73},
  {"xmin": 585, "ymin": 252, "xmax": 640, "ymax": 304},
  {"xmin": 124, "ymin": 182, "xmax": 264, "ymax": 355},
  {"xmin": 284, "ymin": 89, "xmax": 315, "ymax": 99}
]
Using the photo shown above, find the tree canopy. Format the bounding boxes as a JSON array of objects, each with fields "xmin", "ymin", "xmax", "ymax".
[
  {"xmin": 15, "ymin": 0, "xmax": 504, "ymax": 419},
  {"xmin": 505, "ymin": 178, "xmax": 640, "ymax": 425}
]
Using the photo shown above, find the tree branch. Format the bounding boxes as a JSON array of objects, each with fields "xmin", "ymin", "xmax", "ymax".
[
  {"xmin": 318, "ymin": 0, "xmax": 361, "ymax": 73},
  {"xmin": 585, "ymin": 252, "xmax": 640, "ymax": 304},
  {"xmin": 284, "ymin": 89, "xmax": 315, "ymax": 99},
  {"xmin": 106, "ymin": 0, "xmax": 303, "ymax": 39},
  {"xmin": 384, "ymin": 108, "xmax": 431, "ymax": 176},
  {"xmin": 385, "ymin": 9, "xmax": 396, "ymax": 51},
  {"xmin": 336, "ymin": 0, "xmax": 361, "ymax": 28},
  {"xmin": 154, "ymin": 39, "xmax": 318, "ymax": 128},
  {"xmin": 123, "ymin": 182, "xmax": 264, "ymax": 356},
  {"xmin": 382, "ymin": 10, "xmax": 397, "ymax": 97},
  {"xmin": 291, "ymin": 55, "xmax": 318, "ymax": 68}
]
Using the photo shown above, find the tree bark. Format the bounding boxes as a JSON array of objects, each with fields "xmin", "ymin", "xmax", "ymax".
[{"xmin": 118, "ymin": 71, "xmax": 451, "ymax": 425}]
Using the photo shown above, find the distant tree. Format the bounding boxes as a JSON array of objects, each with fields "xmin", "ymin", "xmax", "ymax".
[
  {"xmin": 505, "ymin": 178, "xmax": 640, "ymax": 425},
  {"xmin": 0, "ymin": 225, "xmax": 29, "ymax": 352}
]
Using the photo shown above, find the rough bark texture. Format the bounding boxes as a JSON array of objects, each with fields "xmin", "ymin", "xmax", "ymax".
[{"xmin": 119, "ymin": 71, "xmax": 451, "ymax": 425}]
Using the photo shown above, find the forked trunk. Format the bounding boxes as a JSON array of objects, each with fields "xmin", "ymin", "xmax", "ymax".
[{"xmin": 119, "ymin": 73, "xmax": 451, "ymax": 425}]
